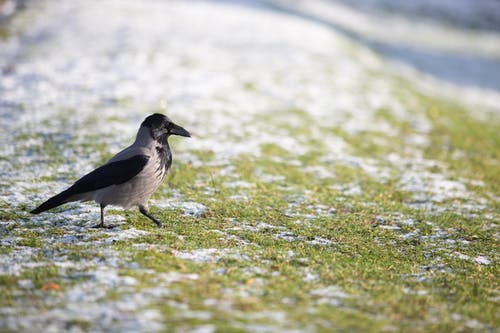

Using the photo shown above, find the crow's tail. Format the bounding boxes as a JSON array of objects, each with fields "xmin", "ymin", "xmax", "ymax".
[{"xmin": 30, "ymin": 189, "xmax": 74, "ymax": 214}]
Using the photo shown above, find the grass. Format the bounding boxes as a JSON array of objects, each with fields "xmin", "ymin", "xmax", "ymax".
[
  {"xmin": 1, "ymin": 0, "xmax": 499, "ymax": 331},
  {"xmin": 1, "ymin": 64, "xmax": 499, "ymax": 333},
  {"xmin": 5, "ymin": 90, "xmax": 499, "ymax": 332}
]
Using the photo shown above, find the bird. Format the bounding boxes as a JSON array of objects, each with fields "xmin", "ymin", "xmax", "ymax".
[{"xmin": 31, "ymin": 113, "xmax": 190, "ymax": 228}]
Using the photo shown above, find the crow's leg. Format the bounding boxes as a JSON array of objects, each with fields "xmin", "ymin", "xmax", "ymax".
[
  {"xmin": 139, "ymin": 204, "xmax": 162, "ymax": 227},
  {"xmin": 92, "ymin": 204, "xmax": 113, "ymax": 228}
]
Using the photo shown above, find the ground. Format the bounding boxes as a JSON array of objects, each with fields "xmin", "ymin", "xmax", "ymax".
[{"xmin": 0, "ymin": 1, "xmax": 499, "ymax": 332}]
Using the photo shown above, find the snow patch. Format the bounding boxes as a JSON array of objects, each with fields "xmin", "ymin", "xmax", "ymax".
[
  {"xmin": 310, "ymin": 286, "xmax": 350, "ymax": 306},
  {"xmin": 173, "ymin": 248, "xmax": 249, "ymax": 264},
  {"xmin": 153, "ymin": 199, "xmax": 206, "ymax": 217}
]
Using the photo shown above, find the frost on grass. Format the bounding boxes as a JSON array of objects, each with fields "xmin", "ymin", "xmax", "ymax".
[
  {"xmin": 0, "ymin": 207, "xmax": 166, "ymax": 332},
  {"xmin": 102, "ymin": 227, "xmax": 150, "ymax": 244},
  {"xmin": 275, "ymin": 232, "xmax": 334, "ymax": 247},
  {"xmin": 1, "ymin": 249, "xmax": 166, "ymax": 332},
  {"xmin": 0, "ymin": 0, "xmax": 498, "ymax": 332},
  {"xmin": 310, "ymin": 286, "xmax": 351, "ymax": 306},
  {"xmin": 152, "ymin": 199, "xmax": 206, "ymax": 217},
  {"xmin": 451, "ymin": 252, "xmax": 492, "ymax": 266},
  {"xmin": 173, "ymin": 248, "xmax": 251, "ymax": 264}
]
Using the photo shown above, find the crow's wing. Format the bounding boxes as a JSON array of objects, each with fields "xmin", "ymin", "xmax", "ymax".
[
  {"xmin": 31, "ymin": 154, "xmax": 150, "ymax": 214},
  {"xmin": 71, "ymin": 154, "xmax": 150, "ymax": 193}
]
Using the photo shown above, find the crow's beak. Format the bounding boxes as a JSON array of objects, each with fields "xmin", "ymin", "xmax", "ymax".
[{"xmin": 170, "ymin": 123, "xmax": 191, "ymax": 137}]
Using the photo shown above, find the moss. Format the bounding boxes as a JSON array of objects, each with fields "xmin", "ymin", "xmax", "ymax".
[
  {"xmin": 64, "ymin": 319, "xmax": 92, "ymax": 331},
  {"xmin": 17, "ymin": 230, "xmax": 43, "ymax": 248}
]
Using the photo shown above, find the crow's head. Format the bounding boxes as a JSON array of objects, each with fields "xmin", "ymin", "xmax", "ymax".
[{"xmin": 141, "ymin": 113, "xmax": 190, "ymax": 140}]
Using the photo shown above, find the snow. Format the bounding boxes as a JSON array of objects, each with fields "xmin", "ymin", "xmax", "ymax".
[
  {"xmin": 310, "ymin": 285, "xmax": 351, "ymax": 306},
  {"xmin": 0, "ymin": 0, "xmax": 497, "ymax": 331},
  {"xmin": 173, "ymin": 248, "xmax": 230, "ymax": 263}
]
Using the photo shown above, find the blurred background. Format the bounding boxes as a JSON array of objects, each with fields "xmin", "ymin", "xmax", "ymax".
[
  {"xmin": 1, "ymin": 0, "xmax": 500, "ymax": 118},
  {"xmin": 1, "ymin": 0, "xmax": 499, "ymax": 193},
  {"xmin": 1, "ymin": 1, "xmax": 499, "ymax": 332}
]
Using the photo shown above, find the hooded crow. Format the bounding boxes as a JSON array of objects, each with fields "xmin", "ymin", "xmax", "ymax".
[{"xmin": 31, "ymin": 113, "xmax": 190, "ymax": 228}]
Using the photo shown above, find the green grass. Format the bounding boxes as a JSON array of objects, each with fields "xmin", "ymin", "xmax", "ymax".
[{"xmin": 0, "ymin": 91, "xmax": 498, "ymax": 332}]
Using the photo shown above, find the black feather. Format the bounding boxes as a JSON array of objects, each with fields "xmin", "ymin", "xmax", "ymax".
[
  {"xmin": 141, "ymin": 113, "xmax": 169, "ymax": 128},
  {"xmin": 156, "ymin": 144, "xmax": 172, "ymax": 175},
  {"xmin": 31, "ymin": 155, "xmax": 150, "ymax": 214},
  {"xmin": 71, "ymin": 154, "xmax": 150, "ymax": 192}
]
